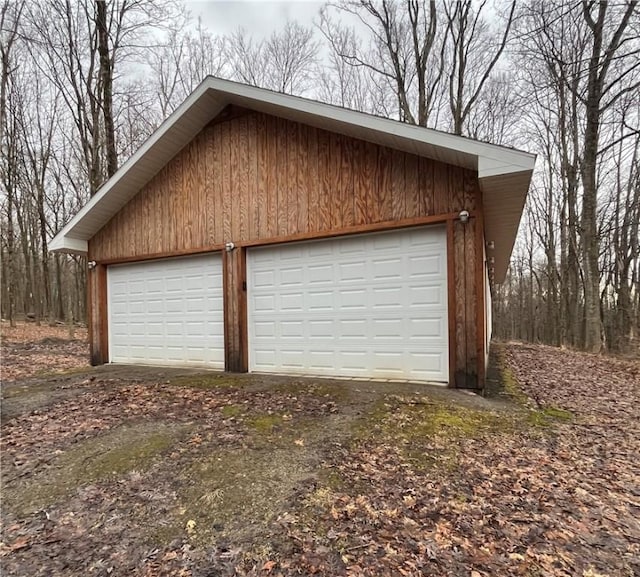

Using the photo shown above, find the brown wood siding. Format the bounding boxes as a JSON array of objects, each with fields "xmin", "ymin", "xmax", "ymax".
[
  {"xmin": 88, "ymin": 108, "xmax": 483, "ymax": 388},
  {"xmin": 223, "ymin": 247, "xmax": 247, "ymax": 372},
  {"xmin": 451, "ymin": 217, "xmax": 480, "ymax": 388},
  {"xmin": 89, "ymin": 110, "xmax": 478, "ymax": 260},
  {"xmin": 88, "ymin": 264, "xmax": 108, "ymax": 365}
]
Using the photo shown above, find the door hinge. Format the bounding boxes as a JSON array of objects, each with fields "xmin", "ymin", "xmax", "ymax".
[{"xmin": 242, "ymin": 280, "xmax": 247, "ymax": 291}]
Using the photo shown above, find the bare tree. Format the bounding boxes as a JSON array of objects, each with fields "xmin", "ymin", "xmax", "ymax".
[
  {"xmin": 225, "ymin": 21, "xmax": 319, "ymax": 95},
  {"xmin": 579, "ymin": 0, "xmax": 638, "ymax": 352},
  {"xmin": 0, "ymin": 0, "xmax": 25, "ymax": 326},
  {"xmin": 149, "ymin": 15, "xmax": 227, "ymax": 116},
  {"xmin": 494, "ymin": 1, "xmax": 640, "ymax": 353},
  {"xmin": 319, "ymin": 0, "xmax": 443, "ymax": 125},
  {"xmin": 443, "ymin": 0, "xmax": 516, "ymax": 135}
]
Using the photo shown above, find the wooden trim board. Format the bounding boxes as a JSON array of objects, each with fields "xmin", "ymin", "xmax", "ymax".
[
  {"xmin": 446, "ymin": 219, "xmax": 456, "ymax": 387},
  {"xmin": 96, "ymin": 244, "xmax": 225, "ymax": 265},
  {"xmin": 475, "ymin": 208, "xmax": 486, "ymax": 387}
]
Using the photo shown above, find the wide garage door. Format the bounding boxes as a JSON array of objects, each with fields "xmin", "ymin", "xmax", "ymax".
[
  {"xmin": 108, "ymin": 254, "xmax": 224, "ymax": 367},
  {"xmin": 247, "ymin": 226, "xmax": 448, "ymax": 382}
]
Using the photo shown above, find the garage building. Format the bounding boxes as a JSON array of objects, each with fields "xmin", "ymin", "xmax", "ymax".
[{"xmin": 50, "ymin": 77, "xmax": 535, "ymax": 389}]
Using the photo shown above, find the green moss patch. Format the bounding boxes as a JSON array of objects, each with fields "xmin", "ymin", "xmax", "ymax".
[
  {"xmin": 162, "ymin": 447, "xmax": 313, "ymax": 545},
  {"xmin": 249, "ymin": 413, "xmax": 287, "ymax": 434},
  {"xmin": 357, "ymin": 397, "xmax": 512, "ymax": 439},
  {"xmin": 2, "ymin": 382, "xmax": 57, "ymax": 399},
  {"xmin": 386, "ymin": 399, "xmax": 514, "ymax": 443},
  {"xmin": 4, "ymin": 423, "xmax": 185, "ymax": 515},
  {"xmin": 497, "ymin": 351, "xmax": 529, "ymax": 405},
  {"xmin": 221, "ymin": 403, "xmax": 244, "ymax": 418},
  {"xmin": 274, "ymin": 380, "xmax": 350, "ymax": 401},
  {"xmin": 353, "ymin": 396, "xmax": 516, "ymax": 470},
  {"xmin": 528, "ymin": 406, "xmax": 574, "ymax": 427},
  {"xmin": 169, "ymin": 373, "xmax": 245, "ymax": 390}
]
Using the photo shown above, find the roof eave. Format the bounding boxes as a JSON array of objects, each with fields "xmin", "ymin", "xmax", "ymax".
[
  {"xmin": 49, "ymin": 235, "xmax": 88, "ymax": 255},
  {"xmin": 479, "ymin": 165, "xmax": 535, "ymax": 284}
]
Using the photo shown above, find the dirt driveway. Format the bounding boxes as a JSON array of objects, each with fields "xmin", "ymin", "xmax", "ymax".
[{"xmin": 1, "ymin": 326, "xmax": 639, "ymax": 576}]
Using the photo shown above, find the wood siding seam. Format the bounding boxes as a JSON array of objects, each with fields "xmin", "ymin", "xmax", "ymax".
[{"xmin": 238, "ymin": 247, "xmax": 248, "ymax": 372}]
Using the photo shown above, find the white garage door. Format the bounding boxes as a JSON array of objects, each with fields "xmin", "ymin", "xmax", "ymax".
[
  {"xmin": 248, "ymin": 226, "xmax": 448, "ymax": 382},
  {"xmin": 108, "ymin": 254, "xmax": 224, "ymax": 368}
]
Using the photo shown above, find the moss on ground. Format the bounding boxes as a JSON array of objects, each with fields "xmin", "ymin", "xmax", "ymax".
[
  {"xmin": 249, "ymin": 412, "xmax": 288, "ymax": 434},
  {"xmin": 493, "ymin": 346, "xmax": 529, "ymax": 405},
  {"xmin": 542, "ymin": 406, "xmax": 573, "ymax": 420},
  {"xmin": 220, "ymin": 403, "xmax": 244, "ymax": 418},
  {"xmin": 351, "ymin": 396, "xmax": 517, "ymax": 471},
  {"xmin": 5, "ymin": 423, "xmax": 185, "ymax": 515},
  {"xmin": 162, "ymin": 447, "xmax": 313, "ymax": 546},
  {"xmin": 2, "ymin": 382, "xmax": 57, "ymax": 399},
  {"xmin": 169, "ymin": 373, "xmax": 245, "ymax": 390},
  {"xmin": 528, "ymin": 406, "xmax": 574, "ymax": 427},
  {"xmin": 274, "ymin": 380, "xmax": 350, "ymax": 401},
  {"xmin": 357, "ymin": 396, "xmax": 513, "ymax": 439}
]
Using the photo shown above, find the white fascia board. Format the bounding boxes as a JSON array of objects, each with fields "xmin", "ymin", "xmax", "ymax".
[
  {"xmin": 211, "ymin": 77, "xmax": 536, "ymax": 174},
  {"xmin": 49, "ymin": 236, "xmax": 88, "ymax": 254},
  {"xmin": 477, "ymin": 155, "xmax": 536, "ymax": 180}
]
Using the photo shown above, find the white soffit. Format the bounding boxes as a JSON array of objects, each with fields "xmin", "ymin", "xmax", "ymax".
[{"xmin": 50, "ymin": 76, "xmax": 535, "ymax": 282}]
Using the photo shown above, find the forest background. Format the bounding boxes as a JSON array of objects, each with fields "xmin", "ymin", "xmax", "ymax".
[{"xmin": 1, "ymin": 0, "xmax": 638, "ymax": 354}]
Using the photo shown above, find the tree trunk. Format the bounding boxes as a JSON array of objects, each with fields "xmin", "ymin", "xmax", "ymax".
[{"xmin": 96, "ymin": 0, "xmax": 117, "ymax": 178}]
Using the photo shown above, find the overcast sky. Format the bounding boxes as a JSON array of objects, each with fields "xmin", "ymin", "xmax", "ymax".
[{"xmin": 186, "ymin": 1, "xmax": 326, "ymax": 38}]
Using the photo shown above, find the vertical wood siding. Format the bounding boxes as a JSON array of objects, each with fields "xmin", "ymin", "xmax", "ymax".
[
  {"xmin": 88, "ymin": 264, "xmax": 108, "ymax": 365},
  {"xmin": 89, "ymin": 109, "xmax": 478, "ymax": 260}
]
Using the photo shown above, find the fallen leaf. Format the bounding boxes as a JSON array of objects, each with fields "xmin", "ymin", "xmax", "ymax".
[
  {"xmin": 162, "ymin": 550, "xmax": 178, "ymax": 561},
  {"xmin": 9, "ymin": 537, "xmax": 30, "ymax": 552}
]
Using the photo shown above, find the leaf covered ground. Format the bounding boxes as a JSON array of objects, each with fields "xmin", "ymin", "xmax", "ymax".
[
  {"xmin": 1, "ymin": 321, "xmax": 89, "ymax": 382},
  {"xmin": 1, "ymin": 329, "xmax": 639, "ymax": 577}
]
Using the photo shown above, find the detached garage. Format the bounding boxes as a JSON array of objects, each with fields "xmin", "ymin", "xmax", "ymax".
[{"xmin": 50, "ymin": 77, "xmax": 534, "ymax": 389}]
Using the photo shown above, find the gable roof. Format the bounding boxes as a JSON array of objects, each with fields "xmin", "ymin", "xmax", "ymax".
[{"xmin": 50, "ymin": 76, "xmax": 535, "ymax": 282}]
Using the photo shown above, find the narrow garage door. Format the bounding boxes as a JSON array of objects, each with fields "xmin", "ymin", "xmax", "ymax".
[
  {"xmin": 247, "ymin": 226, "xmax": 448, "ymax": 383},
  {"xmin": 108, "ymin": 254, "xmax": 224, "ymax": 368}
]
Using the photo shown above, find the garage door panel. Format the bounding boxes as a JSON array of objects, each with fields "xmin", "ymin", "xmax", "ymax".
[
  {"xmin": 281, "ymin": 320, "xmax": 304, "ymax": 338},
  {"xmin": 309, "ymin": 319, "xmax": 334, "ymax": 338},
  {"xmin": 409, "ymin": 317, "xmax": 448, "ymax": 339},
  {"xmin": 281, "ymin": 293, "xmax": 303, "ymax": 311},
  {"xmin": 248, "ymin": 226, "xmax": 448, "ymax": 382},
  {"xmin": 309, "ymin": 243, "xmax": 335, "ymax": 257},
  {"xmin": 253, "ymin": 349, "xmax": 277, "ymax": 369},
  {"xmin": 254, "ymin": 294, "xmax": 276, "ymax": 313},
  {"xmin": 108, "ymin": 253, "xmax": 224, "ymax": 368},
  {"xmin": 409, "ymin": 284, "xmax": 446, "ymax": 306},
  {"xmin": 308, "ymin": 264, "xmax": 333, "ymax": 284},
  {"xmin": 409, "ymin": 253, "xmax": 443, "ymax": 274},
  {"xmin": 308, "ymin": 350, "xmax": 335, "ymax": 369},
  {"xmin": 372, "ymin": 233, "xmax": 402, "ymax": 250},
  {"xmin": 280, "ymin": 267, "xmax": 303, "ymax": 286}
]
